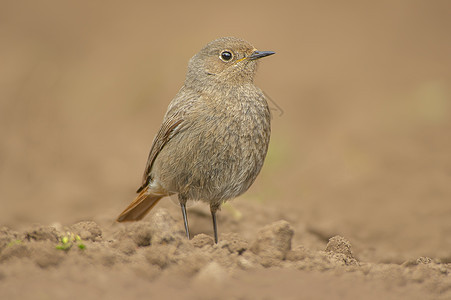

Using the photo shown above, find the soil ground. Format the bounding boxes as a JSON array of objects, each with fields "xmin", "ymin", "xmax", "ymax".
[{"xmin": 1, "ymin": 1, "xmax": 450, "ymax": 299}]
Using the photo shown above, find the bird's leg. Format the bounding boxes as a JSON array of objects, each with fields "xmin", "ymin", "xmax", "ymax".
[
  {"xmin": 210, "ymin": 204, "xmax": 219, "ymax": 244},
  {"xmin": 179, "ymin": 195, "xmax": 190, "ymax": 240}
]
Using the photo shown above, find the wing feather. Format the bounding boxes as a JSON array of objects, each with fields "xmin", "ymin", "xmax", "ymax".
[{"xmin": 136, "ymin": 114, "xmax": 184, "ymax": 192}]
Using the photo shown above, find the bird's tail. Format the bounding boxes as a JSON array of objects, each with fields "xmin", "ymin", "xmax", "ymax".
[{"xmin": 116, "ymin": 187, "xmax": 164, "ymax": 222}]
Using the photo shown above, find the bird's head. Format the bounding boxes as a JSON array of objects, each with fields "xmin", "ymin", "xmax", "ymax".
[{"xmin": 185, "ymin": 37, "xmax": 275, "ymax": 90}]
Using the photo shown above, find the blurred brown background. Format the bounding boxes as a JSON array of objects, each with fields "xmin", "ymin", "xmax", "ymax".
[{"xmin": 1, "ymin": 1, "xmax": 450, "ymax": 261}]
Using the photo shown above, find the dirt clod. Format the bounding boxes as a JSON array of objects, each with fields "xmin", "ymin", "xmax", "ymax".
[
  {"xmin": 23, "ymin": 225, "xmax": 59, "ymax": 242},
  {"xmin": 114, "ymin": 222, "xmax": 153, "ymax": 247},
  {"xmin": 250, "ymin": 220, "xmax": 294, "ymax": 267},
  {"xmin": 71, "ymin": 221, "xmax": 102, "ymax": 241},
  {"xmin": 191, "ymin": 234, "xmax": 214, "ymax": 248},
  {"xmin": 148, "ymin": 209, "xmax": 184, "ymax": 244},
  {"xmin": 325, "ymin": 236, "xmax": 354, "ymax": 259}
]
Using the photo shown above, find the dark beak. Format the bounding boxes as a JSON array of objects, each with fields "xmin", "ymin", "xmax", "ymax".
[{"xmin": 248, "ymin": 51, "xmax": 275, "ymax": 60}]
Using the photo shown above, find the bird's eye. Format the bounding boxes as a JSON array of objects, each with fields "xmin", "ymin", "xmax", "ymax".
[{"xmin": 220, "ymin": 51, "xmax": 233, "ymax": 62}]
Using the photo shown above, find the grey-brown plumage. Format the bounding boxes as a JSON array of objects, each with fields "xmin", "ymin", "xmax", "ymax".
[{"xmin": 117, "ymin": 37, "xmax": 274, "ymax": 243}]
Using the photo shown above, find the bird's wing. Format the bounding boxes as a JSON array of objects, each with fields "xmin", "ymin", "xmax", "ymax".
[{"xmin": 136, "ymin": 113, "xmax": 184, "ymax": 193}]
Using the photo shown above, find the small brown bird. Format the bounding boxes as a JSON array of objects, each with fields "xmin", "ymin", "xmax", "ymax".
[{"xmin": 117, "ymin": 37, "xmax": 274, "ymax": 243}]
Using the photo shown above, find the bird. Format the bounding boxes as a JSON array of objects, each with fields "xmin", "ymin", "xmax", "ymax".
[{"xmin": 117, "ymin": 37, "xmax": 275, "ymax": 243}]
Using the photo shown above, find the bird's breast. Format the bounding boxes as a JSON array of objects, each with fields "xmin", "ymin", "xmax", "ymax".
[{"xmin": 154, "ymin": 88, "xmax": 271, "ymax": 201}]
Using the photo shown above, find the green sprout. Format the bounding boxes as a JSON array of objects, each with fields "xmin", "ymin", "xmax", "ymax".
[
  {"xmin": 56, "ymin": 232, "xmax": 86, "ymax": 251},
  {"xmin": 7, "ymin": 239, "xmax": 23, "ymax": 247}
]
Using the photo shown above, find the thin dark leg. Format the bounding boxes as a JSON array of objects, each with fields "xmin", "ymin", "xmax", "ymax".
[
  {"xmin": 211, "ymin": 209, "xmax": 218, "ymax": 244},
  {"xmin": 180, "ymin": 203, "xmax": 190, "ymax": 240}
]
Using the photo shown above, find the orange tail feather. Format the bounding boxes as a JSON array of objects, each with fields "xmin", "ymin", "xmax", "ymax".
[{"xmin": 116, "ymin": 187, "xmax": 163, "ymax": 222}]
